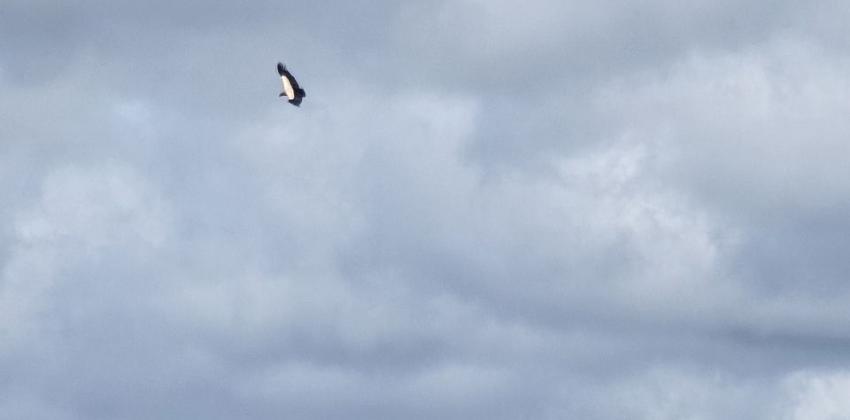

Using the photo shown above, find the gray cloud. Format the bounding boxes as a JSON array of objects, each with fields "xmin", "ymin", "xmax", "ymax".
[{"xmin": 3, "ymin": 1, "xmax": 850, "ymax": 419}]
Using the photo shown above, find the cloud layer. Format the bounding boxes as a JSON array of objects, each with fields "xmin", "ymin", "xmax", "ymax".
[{"xmin": 3, "ymin": 1, "xmax": 850, "ymax": 419}]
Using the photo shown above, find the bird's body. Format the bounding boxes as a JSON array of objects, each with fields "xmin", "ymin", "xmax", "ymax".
[{"xmin": 277, "ymin": 62, "xmax": 305, "ymax": 106}]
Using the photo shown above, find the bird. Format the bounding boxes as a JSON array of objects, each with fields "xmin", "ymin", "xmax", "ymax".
[{"xmin": 277, "ymin": 62, "xmax": 306, "ymax": 106}]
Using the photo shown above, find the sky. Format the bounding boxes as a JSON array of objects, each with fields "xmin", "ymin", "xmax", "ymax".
[{"xmin": 2, "ymin": 1, "xmax": 850, "ymax": 419}]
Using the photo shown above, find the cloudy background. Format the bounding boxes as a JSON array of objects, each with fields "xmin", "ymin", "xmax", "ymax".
[{"xmin": 2, "ymin": 1, "xmax": 850, "ymax": 418}]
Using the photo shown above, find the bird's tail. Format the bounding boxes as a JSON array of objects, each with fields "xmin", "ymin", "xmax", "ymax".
[
  {"xmin": 297, "ymin": 88, "xmax": 306, "ymax": 97},
  {"xmin": 279, "ymin": 92, "xmax": 287, "ymax": 97}
]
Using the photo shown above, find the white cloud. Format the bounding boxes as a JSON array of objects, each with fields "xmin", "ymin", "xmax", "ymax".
[
  {"xmin": 1, "ymin": 162, "xmax": 171, "ymax": 349},
  {"xmin": 785, "ymin": 371, "xmax": 850, "ymax": 420},
  {"xmin": 599, "ymin": 39, "xmax": 850, "ymax": 214}
]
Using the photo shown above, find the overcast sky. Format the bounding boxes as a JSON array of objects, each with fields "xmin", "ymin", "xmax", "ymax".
[{"xmin": 2, "ymin": 1, "xmax": 850, "ymax": 419}]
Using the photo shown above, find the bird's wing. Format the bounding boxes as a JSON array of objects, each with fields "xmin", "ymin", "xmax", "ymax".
[{"xmin": 281, "ymin": 75, "xmax": 296, "ymax": 100}]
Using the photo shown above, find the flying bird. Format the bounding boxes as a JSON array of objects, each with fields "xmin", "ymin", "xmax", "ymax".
[{"xmin": 277, "ymin": 62, "xmax": 306, "ymax": 106}]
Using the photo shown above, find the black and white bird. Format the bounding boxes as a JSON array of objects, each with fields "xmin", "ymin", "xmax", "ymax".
[{"xmin": 277, "ymin": 62, "xmax": 306, "ymax": 106}]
